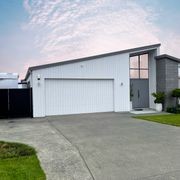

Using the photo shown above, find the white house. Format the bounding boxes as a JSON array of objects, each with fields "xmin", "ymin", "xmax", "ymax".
[
  {"xmin": 0, "ymin": 73, "xmax": 19, "ymax": 89},
  {"xmin": 25, "ymin": 44, "xmax": 163, "ymax": 117}
]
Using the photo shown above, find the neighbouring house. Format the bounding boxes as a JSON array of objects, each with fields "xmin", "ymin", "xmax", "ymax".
[
  {"xmin": 24, "ymin": 44, "xmax": 180, "ymax": 117},
  {"xmin": 0, "ymin": 74, "xmax": 32, "ymax": 119},
  {"xmin": 0, "ymin": 73, "xmax": 19, "ymax": 89},
  {"xmin": 18, "ymin": 81, "xmax": 28, "ymax": 89},
  {"xmin": 0, "ymin": 73, "xmax": 28, "ymax": 89}
]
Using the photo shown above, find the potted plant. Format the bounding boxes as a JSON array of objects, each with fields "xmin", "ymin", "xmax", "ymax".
[
  {"xmin": 172, "ymin": 88, "xmax": 180, "ymax": 107},
  {"xmin": 152, "ymin": 92, "xmax": 165, "ymax": 112}
]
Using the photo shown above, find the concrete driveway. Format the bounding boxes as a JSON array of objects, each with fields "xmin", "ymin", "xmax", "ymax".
[{"xmin": 0, "ymin": 112, "xmax": 180, "ymax": 180}]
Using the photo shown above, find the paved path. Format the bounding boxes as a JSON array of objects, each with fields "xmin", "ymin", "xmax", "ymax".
[{"xmin": 0, "ymin": 112, "xmax": 180, "ymax": 180}]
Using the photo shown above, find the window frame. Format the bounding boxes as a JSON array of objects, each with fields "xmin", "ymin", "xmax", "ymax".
[{"xmin": 129, "ymin": 53, "xmax": 149, "ymax": 79}]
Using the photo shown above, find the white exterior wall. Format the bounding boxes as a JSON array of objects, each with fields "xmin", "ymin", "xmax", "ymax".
[
  {"xmin": 0, "ymin": 79, "xmax": 18, "ymax": 89},
  {"xmin": 0, "ymin": 73, "xmax": 18, "ymax": 89},
  {"xmin": 28, "ymin": 47, "xmax": 159, "ymax": 117},
  {"xmin": 18, "ymin": 83, "xmax": 28, "ymax": 89},
  {"xmin": 31, "ymin": 53, "xmax": 130, "ymax": 117},
  {"xmin": 45, "ymin": 79, "xmax": 114, "ymax": 115},
  {"xmin": 26, "ymin": 74, "xmax": 33, "ymax": 88},
  {"xmin": 149, "ymin": 49, "xmax": 159, "ymax": 109}
]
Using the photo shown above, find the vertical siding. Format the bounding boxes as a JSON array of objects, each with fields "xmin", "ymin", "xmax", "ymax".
[
  {"xmin": 156, "ymin": 58, "xmax": 179, "ymax": 109},
  {"xmin": 32, "ymin": 53, "xmax": 130, "ymax": 117},
  {"xmin": 31, "ymin": 48, "xmax": 158, "ymax": 117},
  {"xmin": 32, "ymin": 74, "xmax": 45, "ymax": 117},
  {"xmin": 149, "ymin": 50, "xmax": 158, "ymax": 109},
  {"xmin": 45, "ymin": 79, "xmax": 114, "ymax": 115},
  {"xmin": 0, "ymin": 79, "xmax": 18, "ymax": 89},
  {"xmin": 165, "ymin": 59, "xmax": 178, "ymax": 108}
]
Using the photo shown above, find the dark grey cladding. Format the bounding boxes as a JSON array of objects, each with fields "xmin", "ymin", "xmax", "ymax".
[{"xmin": 155, "ymin": 54, "xmax": 179, "ymax": 109}]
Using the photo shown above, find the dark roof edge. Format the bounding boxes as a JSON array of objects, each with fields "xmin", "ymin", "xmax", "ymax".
[
  {"xmin": 155, "ymin": 54, "xmax": 180, "ymax": 62},
  {"xmin": 24, "ymin": 43, "xmax": 160, "ymax": 80}
]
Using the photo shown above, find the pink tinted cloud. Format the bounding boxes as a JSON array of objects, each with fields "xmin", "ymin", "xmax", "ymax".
[{"xmin": 23, "ymin": 0, "xmax": 180, "ymax": 73}]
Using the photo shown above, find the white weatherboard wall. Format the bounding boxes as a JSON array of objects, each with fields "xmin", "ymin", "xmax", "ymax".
[
  {"xmin": 31, "ymin": 53, "xmax": 130, "ymax": 117},
  {"xmin": 0, "ymin": 73, "xmax": 18, "ymax": 89},
  {"xmin": 149, "ymin": 49, "xmax": 158, "ymax": 109},
  {"xmin": 29, "ymin": 47, "xmax": 159, "ymax": 117},
  {"xmin": 0, "ymin": 79, "xmax": 18, "ymax": 89}
]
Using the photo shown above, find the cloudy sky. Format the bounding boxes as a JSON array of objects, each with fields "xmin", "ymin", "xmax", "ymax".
[{"xmin": 0, "ymin": 0, "xmax": 180, "ymax": 79}]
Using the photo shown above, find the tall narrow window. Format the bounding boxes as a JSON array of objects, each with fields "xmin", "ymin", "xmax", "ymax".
[
  {"xmin": 130, "ymin": 56, "xmax": 139, "ymax": 68},
  {"xmin": 130, "ymin": 54, "xmax": 149, "ymax": 79}
]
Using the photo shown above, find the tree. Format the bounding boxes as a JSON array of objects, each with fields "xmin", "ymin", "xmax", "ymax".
[{"xmin": 172, "ymin": 88, "xmax": 180, "ymax": 107}]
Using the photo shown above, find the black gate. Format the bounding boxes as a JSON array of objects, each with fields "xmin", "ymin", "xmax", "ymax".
[{"xmin": 0, "ymin": 88, "xmax": 33, "ymax": 119}]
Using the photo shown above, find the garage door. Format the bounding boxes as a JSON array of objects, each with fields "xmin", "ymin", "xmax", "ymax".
[{"xmin": 45, "ymin": 79, "xmax": 114, "ymax": 116}]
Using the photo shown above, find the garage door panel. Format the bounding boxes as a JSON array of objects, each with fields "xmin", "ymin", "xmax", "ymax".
[{"xmin": 45, "ymin": 79, "xmax": 114, "ymax": 116}]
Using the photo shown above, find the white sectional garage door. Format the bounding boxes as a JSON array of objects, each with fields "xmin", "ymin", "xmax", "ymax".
[{"xmin": 45, "ymin": 79, "xmax": 114, "ymax": 116}]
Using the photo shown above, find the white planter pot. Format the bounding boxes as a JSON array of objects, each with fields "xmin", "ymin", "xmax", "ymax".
[
  {"xmin": 155, "ymin": 103, "xmax": 162, "ymax": 112},
  {"xmin": 130, "ymin": 101, "xmax": 133, "ymax": 110}
]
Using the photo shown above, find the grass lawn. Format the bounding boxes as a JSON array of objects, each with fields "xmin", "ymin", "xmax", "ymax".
[
  {"xmin": 0, "ymin": 141, "xmax": 46, "ymax": 180},
  {"xmin": 134, "ymin": 114, "xmax": 180, "ymax": 127}
]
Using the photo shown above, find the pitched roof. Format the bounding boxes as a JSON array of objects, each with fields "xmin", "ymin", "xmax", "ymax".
[{"xmin": 24, "ymin": 43, "xmax": 161, "ymax": 80}]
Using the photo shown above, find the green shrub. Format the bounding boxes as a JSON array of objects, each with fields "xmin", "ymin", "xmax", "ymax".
[
  {"xmin": 172, "ymin": 88, "xmax": 180, "ymax": 107},
  {"xmin": 167, "ymin": 106, "xmax": 180, "ymax": 114},
  {"xmin": 167, "ymin": 107, "xmax": 176, "ymax": 113},
  {"xmin": 172, "ymin": 88, "xmax": 180, "ymax": 98},
  {"xmin": 152, "ymin": 92, "xmax": 165, "ymax": 104}
]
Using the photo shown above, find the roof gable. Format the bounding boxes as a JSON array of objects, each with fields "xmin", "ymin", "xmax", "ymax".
[{"xmin": 25, "ymin": 43, "xmax": 160, "ymax": 80}]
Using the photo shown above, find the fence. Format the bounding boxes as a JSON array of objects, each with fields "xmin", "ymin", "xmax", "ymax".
[{"xmin": 0, "ymin": 88, "xmax": 33, "ymax": 119}]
